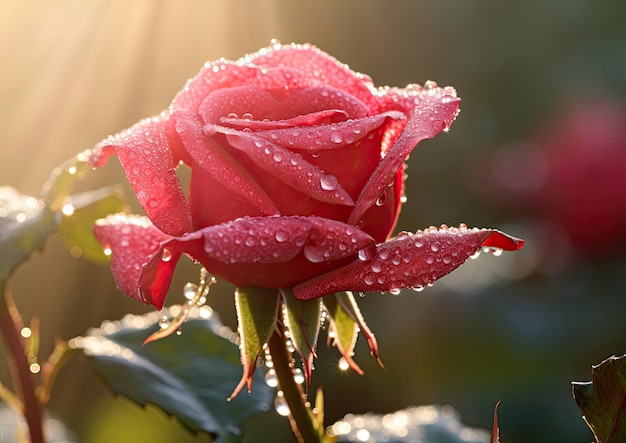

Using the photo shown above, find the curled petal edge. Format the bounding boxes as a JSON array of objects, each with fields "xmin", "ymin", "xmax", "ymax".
[{"xmin": 292, "ymin": 225, "xmax": 524, "ymax": 300}]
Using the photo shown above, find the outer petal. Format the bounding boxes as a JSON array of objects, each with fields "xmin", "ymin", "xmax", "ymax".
[
  {"xmin": 250, "ymin": 43, "xmax": 378, "ymax": 110},
  {"xmin": 93, "ymin": 214, "xmax": 174, "ymax": 308},
  {"xmin": 199, "ymin": 216, "xmax": 375, "ymax": 288},
  {"xmin": 89, "ymin": 116, "xmax": 193, "ymax": 236},
  {"xmin": 348, "ymin": 86, "xmax": 461, "ymax": 226},
  {"xmin": 292, "ymin": 225, "xmax": 524, "ymax": 300}
]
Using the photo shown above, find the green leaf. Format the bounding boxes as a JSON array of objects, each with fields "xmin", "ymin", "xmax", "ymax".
[
  {"xmin": 329, "ymin": 405, "xmax": 491, "ymax": 443},
  {"xmin": 280, "ymin": 288, "xmax": 322, "ymax": 391},
  {"xmin": 0, "ymin": 186, "xmax": 57, "ymax": 281},
  {"xmin": 41, "ymin": 151, "xmax": 92, "ymax": 211},
  {"xmin": 233, "ymin": 287, "xmax": 280, "ymax": 399},
  {"xmin": 322, "ymin": 294, "xmax": 362, "ymax": 374},
  {"xmin": 334, "ymin": 291, "xmax": 382, "ymax": 366},
  {"xmin": 572, "ymin": 354, "xmax": 626, "ymax": 443},
  {"xmin": 57, "ymin": 186, "xmax": 126, "ymax": 264},
  {"xmin": 75, "ymin": 306, "xmax": 273, "ymax": 442}
]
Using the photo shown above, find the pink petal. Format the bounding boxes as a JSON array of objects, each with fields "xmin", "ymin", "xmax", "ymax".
[
  {"xmin": 93, "ymin": 214, "xmax": 174, "ymax": 308},
  {"xmin": 254, "ymin": 112, "xmax": 405, "ymax": 153},
  {"xmin": 198, "ymin": 85, "xmax": 279, "ymax": 124},
  {"xmin": 348, "ymin": 87, "xmax": 461, "ymax": 226},
  {"xmin": 276, "ymin": 85, "xmax": 369, "ymax": 120},
  {"xmin": 292, "ymin": 225, "xmax": 524, "ymax": 300},
  {"xmin": 250, "ymin": 43, "xmax": 378, "ymax": 110},
  {"xmin": 174, "ymin": 110, "xmax": 280, "ymax": 217},
  {"xmin": 213, "ymin": 125, "xmax": 354, "ymax": 206},
  {"xmin": 202, "ymin": 216, "xmax": 373, "ymax": 265},
  {"xmin": 217, "ymin": 109, "xmax": 349, "ymax": 131},
  {"xmin": 89, "ymin": 116, "xmax": 193, "ymax": 236}
]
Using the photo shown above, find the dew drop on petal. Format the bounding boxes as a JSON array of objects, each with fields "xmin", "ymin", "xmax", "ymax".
[
  {"xmin": 275, "ymin": 230, "xmax": 288, "ymax": 243},
  {"xmin": 320, "ymin": 174, "xmax": 338, "ymax": 191},
  {"xmin": 161, "ymin": 248, "xmax": 173, "ymax": 262},
  {"xmin": 159, "ymin": 316, "xmax": 169, "ymax": 329},
  {"xmin": 293, "ymin": 368, "xmax": 305, "ymax": 384},
  {"xmin": 330, "ymin": 131, "xmax": 344, "ymax": 144}
]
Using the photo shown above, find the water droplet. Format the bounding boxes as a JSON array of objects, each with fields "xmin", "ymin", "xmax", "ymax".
[
  {"xmin": 159, "ymin": 316, "xmax": 169, "ymax": 329},
  {"xmin": 379, "ymin": 249, "xmax": 390, "ymax": 260},
  {"xmin": 424, "ymin": 255, "xmax": 435, "ymax": 265},
  {"xmin": 430, "ymin": 244, "xmax": 439, "ymax": 252},
  {"xmin": 330, "ymin": 131, "xmax": 344, "ymax": 144},
  {"xmin": 389, "ymin": 288, "xmax": 401, "ymax": 295},
  {"xmin": 443, "ymin": 256, "xmax": 452, "ymax": 264},
  {"xmin": 161, "ymin": 248, "xmax": 173, "ymax": 262},
  {"xmin": 275, "ymin": 230, "xmax": 288, "ymax": 242},
  {"xmin": 375, "ymin": 193, "xmax": 387, "ymax": 206},
  {"xmin": 265, "ymin": 369, "xmax": 279, "ymax": 387},
  {"xmin": 470, "ymin": 250, "xmax": 481, "ymax": 259},
  {"xmin": 275, "ymin": 391, "xmax": 290, "ymax": 416},
  {"xmin": 273, "ymin": 152, "xmax": 283, "ymax": 163},
  {"xmin": 293, "ymin": 368, "xmax": 305, "ymax": 384},
  {"xmin": 338, "ymin": 357, "xmax": 350, "ymax": 371},
  {"xmin": 183, "ymin": 283, "xmax": 198, "ymax": 300},
  {"xmin": 242, "ymin": 112, "xmax": 253, "ymax": 120},
  {"xmin": 176, "ymin": 329, "xmax": 183, "ymax": 336},
  {"xmin": 371, "ymin": 262, "xmax": 382, "ymax": 273},
  {"xmin": 357, "ymin": 249, "xmax": 371, "ymax": 261},
  {"xmin": 320, "ymin": 175, "xmax": 338, "ymax": 191},
  {"xmin": 227, "ymin": 112, "xmax": 239, "ymax": 119},
  {"xmin": 364, "ymin": 275, "xmax": 375, "ymax": 286}
]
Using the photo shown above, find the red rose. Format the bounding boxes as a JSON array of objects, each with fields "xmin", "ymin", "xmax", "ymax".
[{"xmin": 90, "ymin": 43, "xmax": 522, "ymax": 308}]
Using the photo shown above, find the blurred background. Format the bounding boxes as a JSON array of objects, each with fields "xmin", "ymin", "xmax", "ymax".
[{"xmin": 2, "ymin": 1, "xmax": 626, "ymax": 442}]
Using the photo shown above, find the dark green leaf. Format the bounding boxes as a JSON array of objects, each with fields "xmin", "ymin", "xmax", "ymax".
[
  {"xmin": 233, "ymin": 287, "xmax": 280, "ymax": 399},
  {"xmin": 280, "ymin": 288, "xmax": 321, "ymax": 390},
  {"xmin": 0, "ymin": 186, "xmax": 57, "ymax": 281},
  {"xmin": 57, "ymin": 186, "xmax": 126, "ymax": 264},
  {"xmin": 573, "ymin": 354, "xmax": 626, "ymax": 443},
  {"xmin": 76, "ymin": 306, "xmax": 273, "ymax": 442},
  {"xmin": 330, "ymin": 405, "xmax": 490, "ymax": 443}
]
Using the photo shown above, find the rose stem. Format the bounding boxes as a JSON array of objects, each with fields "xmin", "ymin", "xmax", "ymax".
[
  {"xmin": 267, "ymin": 323, "xmax": 320, "ymax": 443},
  {"xmin": 0, "ymin": 286, "xmax": 45, "ymax": 443}
]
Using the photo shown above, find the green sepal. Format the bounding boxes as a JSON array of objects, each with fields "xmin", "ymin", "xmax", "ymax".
[
  {"xmin": 76, "ymin": 306, "xmax": 273, "ymax": 442},
  {"xmin": 333, "ymin": 291, "xmax": 382, "ymax": 366},
  {"xmin": 0, "ymin": 186, "xmax": 57, "ymax": 281},
  {"xmin": 280, "ymin": 288, "xmax": 322, "ymax": 392},
  {"xmin": 57, "ymin": 186, "xmax": 126, "ymax": 264},
  {"xmin": 232, "ymin": 287, "xmax": 280, "ymax": 399},
  {"xmin": 322, "ymin": 294, "xmax": 362, "ymax": 374},
  {"xmin": 572, "ymin": 354, "xmax": 626, "ymax": 443}
]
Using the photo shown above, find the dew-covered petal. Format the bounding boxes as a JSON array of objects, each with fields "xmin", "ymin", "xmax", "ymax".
[
  {"xmin": 89, "ymin": 116, "xmax": 193, "ymax": 236},
  {"xmin": 211, "ymin": 125, "xmax": 354, "ymax": 206},
  {"xmin": 93, "ymin": 214, "xmax": 174, "ymax": 308},
  {"xmin": 276, "ymin": 85, "xmax": 369, "ymax": 120},
  {"xmin": 202, "ymin": 216, "xmax": 373, "ymax": 265},
  {"xmin": 254, "ymin": 112, "xmax": 405, "ymax": 153},
  {"xmin": 174, "ymin": 110, "xmax": 279, "ymax": 217},
  {"xmin": 198, "ymin": 85, "xmax": 279, "ymax": 124},
  {"xmin": 250, "ymin": 43, "xmax": 378, "ymax": 110},
  {"xmin": 217, "ymin": 109, "xmax": 348, "ymax": 131},
  {"xmin": 292, "ymin": 225, "xmax": 524, "ymax": 300},
  {"xmin": 348, "ymin": 87, "xmax": 461, "ymax": 225}
]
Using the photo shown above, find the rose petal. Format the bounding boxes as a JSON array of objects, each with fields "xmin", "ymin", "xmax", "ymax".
[
  {"xmin": 292, "ymin": 225, "xmax": 524, "ymax": 300},
  {"xmin": 89, "ymin": 116, "xmax": 193, "ymax": 236},
  {"xmin": 251, "ymin": 43, "xmax": 378, "ymax": 110},
  {"xmin": 348, "ymin": 86, "xmax": 461, "ymax": 225},
  {"xmin": 174, "ymin": 110, "xmax": 280, "ymax": 217},
  {"xmin": 218, "ymin": 109, "xmax": 349, "ymax": 131},
  {"xmin": 93, "ymin": 214, "xmax": 174, "ymax": 308},
  {"xmin": 213, "ymin": 126, "xmax": 354, "ymax": 206},
  {"xmin": 254, "ymin": 112, "xmax": 405, "ymax": 153},
  {"xmin": 198, "ymin": 85, "xmax": 279, "ymax": 124},
  {"xmin": 202, "ymin": 216, "xmax": 373, "ymax": 265}
]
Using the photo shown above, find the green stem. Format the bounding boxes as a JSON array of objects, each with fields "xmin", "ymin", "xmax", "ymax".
[
  {"xmin": 0, "ymin": 286, "xmax": 45, "ymax": 443},
  {"xmin": 267, "ymin": 323, "xmax": 321, "ymax": 443}
]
